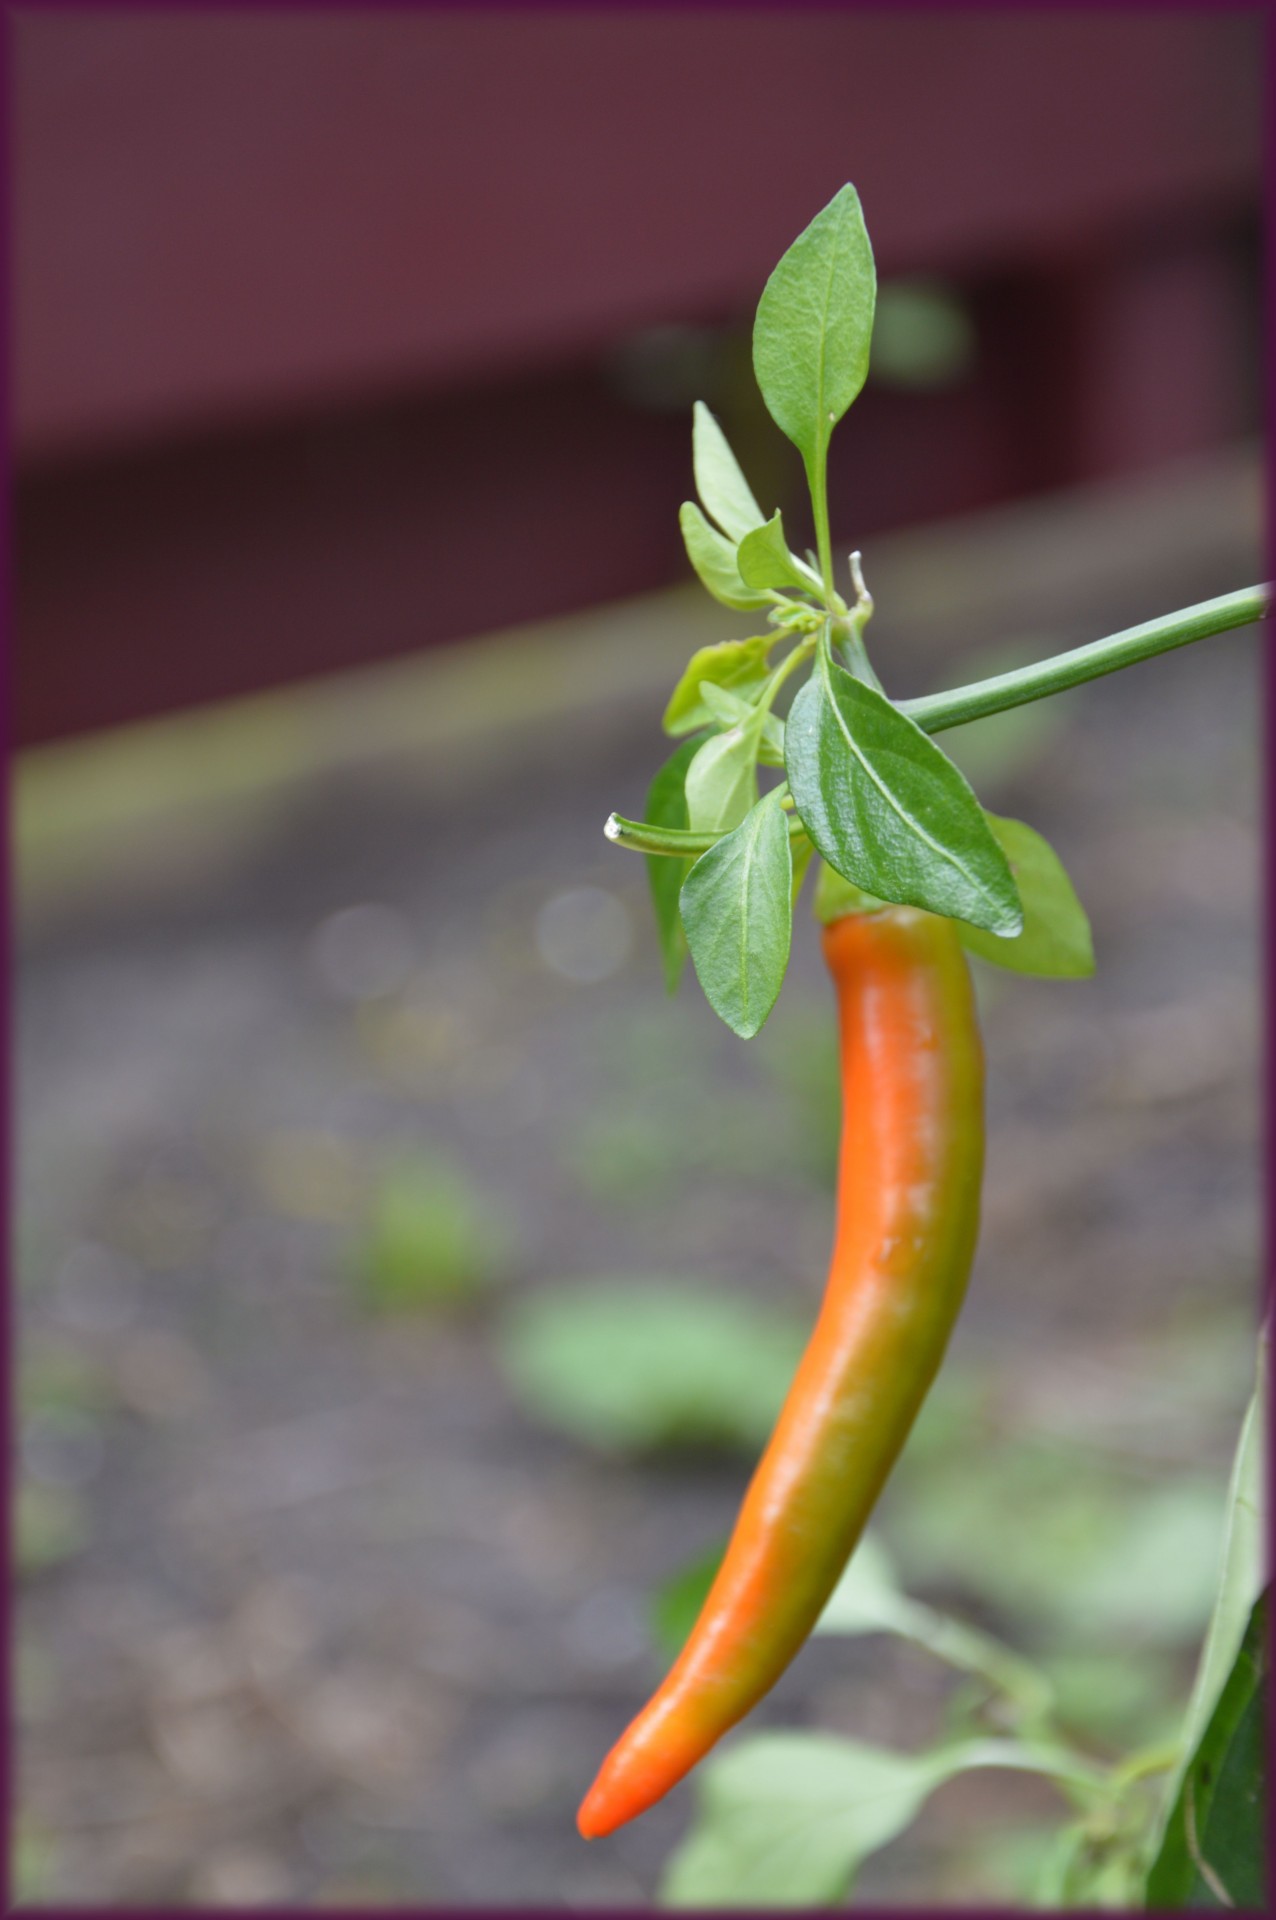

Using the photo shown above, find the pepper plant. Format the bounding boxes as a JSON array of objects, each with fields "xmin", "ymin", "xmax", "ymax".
[{"xmin": 579, "ymin": 184, "xmax": 1267, "ymax": 1905}]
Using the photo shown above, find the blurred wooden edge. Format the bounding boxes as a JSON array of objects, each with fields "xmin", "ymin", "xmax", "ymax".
[{"xmin": 15, "ymin": 440, "xmax": 1263, "ymax": 923}]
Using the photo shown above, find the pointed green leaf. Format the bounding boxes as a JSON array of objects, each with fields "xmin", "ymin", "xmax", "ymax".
[
  {"xmin": 644, "ymin": 734, "xmax": 707, "ymax": 993},
  {"xmin": 684, "ymin": 720, "xmax": 762, "ymax": 836},
  {"xmin": 663, "ymin": 637, "xmax": 772, "ymax": 736},
  {"xmin": 679, "ymin": 502, "xmax": 771, "ymax": 611},
  {"xmin": 753, "ymin": 184, "xmax": 877, "ymax": 468},
  {"xmin": 692, "ymin": 401, "xmax": 765, "ymax": 543},
  {"xmin": 959, "ymin": 814, "xmax": 1095, "ymax": 977},
  {"xmin": 1149, "ymin": 1335, "xmax": 1267, "ymax": 1867},
  {"xmin": 680, "ymin": 792, "xmax": 793, "ymax": 1037},
  {"xmin": 662, "ymin": 1735, "xmax": 936, "ymax": 1907},
  {"xmin": 785, "ymin": 661, "xmax": 1023, "ymax": 935},
  {"xmin": 1145, "ymin": 1589, "xmax": 1267, "ymax": 1909},
  {"xmin": 737, "ymin": 512, "xmax": 817, "ymax": 593},
  {"xmin": 697, "ymin": 682, "xmax": 785, "ymax": 764},
  {"xmin": 662, "ymin": 1733, "xmax": 1095, "ymax": 1908},
  {"xmin": 697, "ymin": 681, "xmax": 754, "ymax": 729}
]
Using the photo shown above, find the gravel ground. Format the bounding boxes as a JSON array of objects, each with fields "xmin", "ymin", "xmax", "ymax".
[{"xmin": 16, "ymin": 458, "xmax": 1262, "ymax": 1906}]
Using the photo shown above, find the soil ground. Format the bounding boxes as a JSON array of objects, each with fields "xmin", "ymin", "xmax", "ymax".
[{"xmin": 15, "ymin": 449, "xmax": 1262, "ymax": 1906}]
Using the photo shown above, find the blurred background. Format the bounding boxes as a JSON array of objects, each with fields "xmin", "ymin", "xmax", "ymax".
[{"xmin": 13, "ymin": 7, "xmax": 1264, "ymax": 1907}]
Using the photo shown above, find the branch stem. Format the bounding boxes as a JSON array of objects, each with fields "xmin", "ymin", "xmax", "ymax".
[
  {"xmin": 901, "ymin": 586, "xmax": 1267, "ymax": 736},
  {"xmin": 607, "ymin": 584, "xmax": 1268, "ymax": 858},
  {"xmin": 606, "ymin": 809, "xmax": 809, "ymax": 858},
  {"xmin": 807, "ymin": 450, "xmax": 835, "ymax": 598}
]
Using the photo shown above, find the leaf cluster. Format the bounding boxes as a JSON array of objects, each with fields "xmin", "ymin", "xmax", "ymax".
[{"xmin": 640, "ymin": 183, "xmax": 1092, "ymax": 1037}]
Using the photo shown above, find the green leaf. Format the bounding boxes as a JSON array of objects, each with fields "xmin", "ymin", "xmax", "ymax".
[
  {"xmin": 680, "ymin": 791, "xmax": 793, "ymax": 1038},
  {"xmin": 692, "ymin": 401, "xmax": 765, "ymax": 543},
  {"xmin": 697, "ymin": 682, "xmax": 785, "ymax": 766},
  {"xmin": 644, "ymin": 735, "xmax": 708, "ymax": 993},
  {"xmin": 495, "ymin": 1281, "xmax": 806, "ymax": 1455},
  {"xmin": 1178, "ymin": 1337, "xmax": 1267, "ymax": 1749},
  {"xmin": 661, "ymin": 1735, "xmax": 935, "ymax": 1908},
  {"xmin": 958, "ymin": 813, "xmax": 1094, "ymax": 977},
  {"xmin": 660, "ymin": 1734, "xmax": 1093, "ymax": 1908},
  {"xmin": 684, "ymin": 723, "xmax": 762, "ymax": 835},
  {"xmin": 1145, "ymin": 1589, "xmax": 1267, "ymax": 1909},
  {"xmin": 753, "ymin": 184, "xmax": 877, "ymax": 469},
  {"xmin": 737, "ymin": 512, "xmax": 816, "ymax": 594},
  {"xmin": 679, "ymin": 502, "xmax": 771, "ymax": 611},
  {"xmin": 663, "ymin": 637, "xmax": 772, "ymax": 736},
  {"xmin": 785, "ymin": 661, "xmax": 1023, "ymax": 936},
  {"xmin": 1149, "ymin": 1335, "xmax": 1268, "ymax": 1860}
]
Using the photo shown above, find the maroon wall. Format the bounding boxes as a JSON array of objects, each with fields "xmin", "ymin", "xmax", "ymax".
[{"xmin": 14, "ymin": 9, "xmax": 1262, "ymax": 743}]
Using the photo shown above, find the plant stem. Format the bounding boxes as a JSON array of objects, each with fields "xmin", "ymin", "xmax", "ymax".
[
  {"xmin": 837, "ymin": 552, "xmax": 884, "ymax": 691},
  {"xmin": 939, "ymin": 1738, "xmax": 1111, "ymax": 1800},
  {"xmin": 901, "ymin": 586, "xmax": 1267, "ymax": 736},
  {"xmin": 1108, "ymin": 1740, "xmax": 1183, "ymax": 1793},
  {"xmin": 761, "ymin": 637, "xmax": 816, "ymax": 709},
  {"xmin": 608, "ymin": 584, "xmax": 1268, "ymax": 858},
  {"xmin": 807, "ymin": 451, "xmax": 835, "ymax": 599},
  {"xmin": 606, "ymin": 809, "xmax": 809, "ymax": 858}
]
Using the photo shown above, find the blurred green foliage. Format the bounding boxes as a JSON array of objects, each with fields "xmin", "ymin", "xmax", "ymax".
[
  {"xmin": 16, "ymin": 1484, "xmax": 89, "ymax": 1575},
  {"xmin": 496, "ymin": 1280, "xmax": 806, "ymax": 1453},
  {"xmin": 1043, "ymin": 1648, "xmax": 1184, "ymax": 1751},
  {"xmin": 870, "ymin": 280, "xmax": 976, "ymax": 391},
  {"xmin": 351, "ymin": 1153, "xmax": 510, "ymax": 1314},
  {"xmin": 887, "ymin": 1445, "xmax": 1226, "ymax": 1649},
  {"xmin": 20, "ymin": 1336, "xmax": 115, "ymax": 1417},
  {"xmin": 650, "ymin": 1540, "xmax": 726, "ymax": 1658},
  {"xmin": 11, "ymin": 1821, "xmax": 54, "ymax": 1903}
]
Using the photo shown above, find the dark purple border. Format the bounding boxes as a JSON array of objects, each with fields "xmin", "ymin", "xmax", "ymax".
[{"xmin": 3, "ymin": 5, "xmax": 1271, "ymax": 1920}]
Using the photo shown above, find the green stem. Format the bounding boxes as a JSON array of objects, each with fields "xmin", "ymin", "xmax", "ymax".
[
  {"xmin": 610, "ymin": 584, "xmax": 1268, "ymax": 858},
  {"xmin": 937, "ymin": 1738, "xmax": 1111, "ymax": 1800},
  {"xmin": 836, "ymin": 552, "xmax": 884, "ymax": 692},
  {"xmin": 901, "ymin": 586, "xmax": 1267, "ymax": 736},
  {"xmin": 1108, "ymin": 1739, "xmax": 1182, "ymax": 1794},
  {"xmin": 761, "ymin": 637, "xmax": 816, "ymax": 709},
  {"xmin": 606, "ymin": 809, "xmax": 808, "ymax": 858},
  {"xmin": 807, "ymin": 450, "xmax": 835, "ymax": 599},
  {"xmin": 889, "ymin": 1595, "xmax": 1055, "ymax": 1729}
]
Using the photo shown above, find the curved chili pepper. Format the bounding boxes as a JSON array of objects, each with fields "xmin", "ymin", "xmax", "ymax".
[{"xmin": 577, "ymin": 905, "xmax": 985, "ymax": 1839}]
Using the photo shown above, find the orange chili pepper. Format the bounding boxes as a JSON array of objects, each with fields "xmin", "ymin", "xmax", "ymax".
[{"xmin": 577, "ymin": 905, "xmax": 985, "ymax": 1839}]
